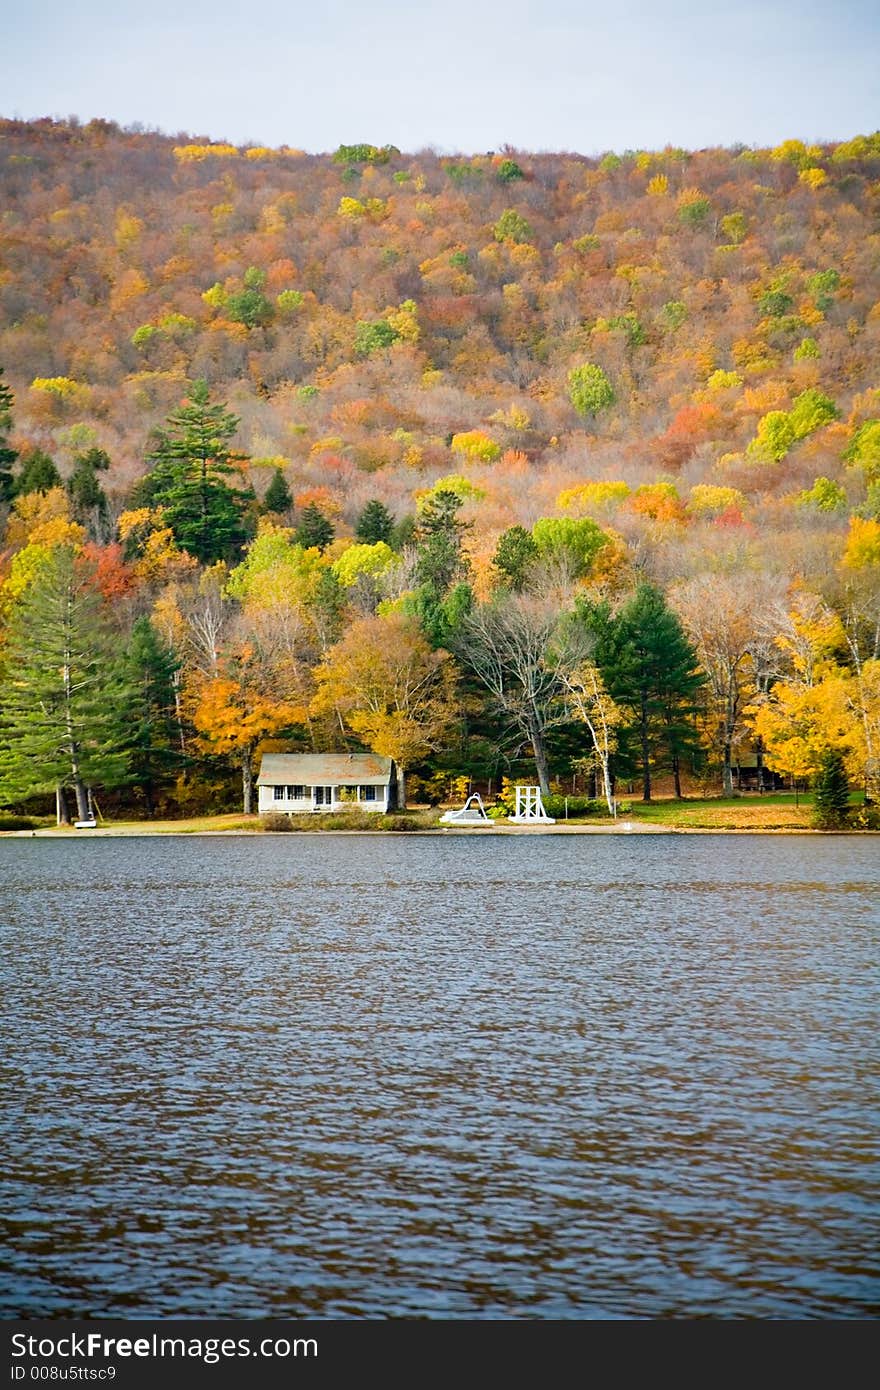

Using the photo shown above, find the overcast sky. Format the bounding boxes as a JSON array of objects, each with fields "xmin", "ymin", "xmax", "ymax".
[{"xmin": 4, "ymin": 0, "xmax": 878, "ymax": 155}]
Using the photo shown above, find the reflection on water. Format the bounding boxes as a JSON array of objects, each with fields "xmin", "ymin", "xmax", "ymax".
[{"xmin": 0, "ymin": 833, "xmax": 878, "ymax": 1318}]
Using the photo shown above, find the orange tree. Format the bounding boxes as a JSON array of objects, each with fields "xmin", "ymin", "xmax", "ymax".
[{"xmin": 188, "ymin": 643, "xmax": 307, "ymax": 813}]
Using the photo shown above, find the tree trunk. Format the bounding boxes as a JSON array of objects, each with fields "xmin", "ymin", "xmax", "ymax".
[
  {"xmin": 599, "ymin": 758, "xmax": 615, "ymax": 817},
  {"xmin": 527, "ymin": 712, "xmax": 552, "ymax": 798},
  {"xmin": 56, "ymin": 785, "xmax": 71, "ymax": 826},
  {"xmin": 722, "ymin": 739, "xmax": 733, "ymax": 797},
  {"xmin": 173, "ymin": 672, "xmax": 187, "ymax": 761},
  {"xmin": 639, "ymin": 691, "xmax": 651, "ymax": 801},
  {"xmin": 63, "ymin": 647, "xmax": 90, "ymax": 821},
  {"xmin": 756, "ymin": 738, "xmax": 765, "ymax": 794},
  {"xmin": 386, "ymin": 762, "xmax": 401, "ymax": 811},
  {"xmin": 672, "ymin": 752, "xmax": 683, "ymax": 800},
  {"xmin": 241, "ymin": 746, "xmax": 254, "ymax": 814},
  {"xmin": 72, "ymin": 776, "xmax": 90, "ymax": 821}
]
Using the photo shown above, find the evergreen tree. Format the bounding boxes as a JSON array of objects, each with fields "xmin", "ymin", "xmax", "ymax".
[
  {"xmin": 0, "ymin": 367, "xmax": 17, "ymax": 504},
  {"xmin": 15, "ymin": 449, "xmax": 61, "ymax": 497},
  {"xmin": 391, "ymin": 514, "xmax": 416, "ymax": 551},
  {"xmin": 295, "ymin": 503, "xmax": 334, "ymax": 552},
  {"xmin": 412, "ymin": 580, "xmax": 475, "ymax": 649},
  {"xmin": 413, "ymin": 490, "xmax": 471, "ymax": 595},
  {"xmin": 125, "ymin": 615, "xmax": 182, "ymax": 816},
  {"xmin": 812, "ymin": 748, "xmax": 850, "ymax": 829},
  {"xmin": 309, "ymin": 566, "xmax": 346, "ymax": 647},
  {"xmin": 67, "ymin": 447, "xmax": 110, "ymax": 536},
  {"xmin": 355, "ymin": 498, "xmax": 395, "ymax": 545},
  {"xmin": 0, "ymin": 547, "xmax": 133, "ymax": 821},
  {"xmin": 145, "ymin": 380, "xmax": 255, "ymax": 563},
  {"xmin": 585, "ymin": 585, "xmax": 705, "ymax": 801},
  {"xmin": 493, "ymin": 524, "xmax": 538, "ymax": 591},
  {"xmin": 263, "ymin": 466, "xmax": 292, "ymax": 516}
]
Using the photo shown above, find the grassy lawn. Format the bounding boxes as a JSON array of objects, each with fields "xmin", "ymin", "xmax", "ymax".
[
  {"xmin": 6, "ymin": 812, "xmax": 264, "ymax": 835},
  {"xmin": 616, "ymin": 794, "xmax": 817, "ymax": 831},
  {"xmin": 8, "ymin": 809, "xmax": 444, "ymax": 835}
]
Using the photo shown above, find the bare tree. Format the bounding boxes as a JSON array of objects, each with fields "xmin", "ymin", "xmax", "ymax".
[
  {"xmin": 180, "ymin": 568, "xmax": 232, "ymax": 678},
  {"xmin": 671, "ymin": 572, "xmax": 787, "ymax": 795},
  {"xmin": 457, "ymin": 585, "xmax": 590, "ymax": 797}
]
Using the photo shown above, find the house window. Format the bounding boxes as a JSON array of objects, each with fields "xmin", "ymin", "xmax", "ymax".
[
  {"xmin": 361, "ymin": 785, "xmax": 376, "ymax": 802},
  {"xmin": 273, "ymin": 786, "xmax": 284, "ymax": 801},
  {"xmin": 286, "ymin": 785, "xmax": 305, "ymax": 799},
  {"xmin": 314, "ymin": 786, "xmax": 332, "ymax": 806}
]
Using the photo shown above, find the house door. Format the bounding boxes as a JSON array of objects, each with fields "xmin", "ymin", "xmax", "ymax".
[{"xmin": 314, "ymin": 786, "xmax": 334, "ymax": 808}]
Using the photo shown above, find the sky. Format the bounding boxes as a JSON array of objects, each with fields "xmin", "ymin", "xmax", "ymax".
[{"xmin": 3, "ymin": 0, "xmax": 879, "ymax": 156}]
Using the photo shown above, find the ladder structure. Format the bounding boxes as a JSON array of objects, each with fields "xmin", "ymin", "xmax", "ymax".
[{"xmin": 509, "ymin": 785, "xmax": 555, "ymax": 824}]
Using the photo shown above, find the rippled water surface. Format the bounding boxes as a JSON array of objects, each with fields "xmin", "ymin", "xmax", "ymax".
[{"xmin": 1, "ymin": 833, "xmax": 878, "ymax": 1319}]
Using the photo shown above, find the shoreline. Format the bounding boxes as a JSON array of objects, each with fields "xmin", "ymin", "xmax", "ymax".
[{"xmin": 3, "ymin": 823, "xmax": 873, "ymax": 838}]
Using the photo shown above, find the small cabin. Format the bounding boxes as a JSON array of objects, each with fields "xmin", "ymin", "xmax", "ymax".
[
  {"xmin": 732, "ymin": 755, "xmax": 786, "ymax": 793},
  {"xmin": 257, "ymin": 753, "xmax": 393, "ymax": 815}
]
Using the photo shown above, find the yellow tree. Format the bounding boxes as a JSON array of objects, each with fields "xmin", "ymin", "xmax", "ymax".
[
  {"xmin": 310, "ymin": 612, "xmax": 460, "ymax": 808},
  {"xmin": 845, "ymin": 660, "xmax": 880, "ymax": 803},
  {"xmin": 747, "ymin": 671, "xmax": 859, "ymax": 797},
  {"xmin": 745, "ymin": 589, "xmax": 859, "ymax": 798},
  {"xmin": 836, "ymin": 525, "xmax": 880, "ymax": 800}
]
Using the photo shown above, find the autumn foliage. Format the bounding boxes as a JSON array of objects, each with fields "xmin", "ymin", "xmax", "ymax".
[{"xmin": 1, "ymin": 119, "xmax": 879, "ymax": 816}]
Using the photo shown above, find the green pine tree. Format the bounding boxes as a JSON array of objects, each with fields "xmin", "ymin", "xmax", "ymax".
[
  {"xmin": 67, "ymin": 447, "xmax": 110, "ymax": 537},
  {"xmin": 812, "ymin": 748, "xmax": 851, "ymax": 829},
  {"xmin": 125, "ymin": 615, "xmax": 182, "ymax": 816},
  {"xmin": 355, "ymin": 498, "xmax": 395, "ymax": 545},
  {"xmin": 263, "ymin": 466, "xmax": 292, "ymax": 516},
  {"xmin": 0, "ymin": 367, "xmax": 18, "ymax": 504},
  {"xmin": 295, "ymin": 503, "xmax": 334, "ymax": 552},
  {"xmin": 493, "ymin": 525, "xmax": 538, "ymax": 591},
  {"xmin": 15, "ymin": 449, "xmax": 61, "ymax": 497},
  {"xmin": 413, "ymin": 490, "xmax": 472, "ymax": 596},
  {"xmin": 0, "ymin": 547, "xmax": 134, "ymax": 821},
  {"xmin": 145, "ymin": 380, "xmax": 255, "ymax": 563},
  {"xmin": 585, "ymin": 584, "xmax": 705, "ymax": 801}
]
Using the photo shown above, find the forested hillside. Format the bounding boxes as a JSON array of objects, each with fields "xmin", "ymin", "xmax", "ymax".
[{"xmin": 0, "ymin": 118, "xmax": 878, "ymax": 820}]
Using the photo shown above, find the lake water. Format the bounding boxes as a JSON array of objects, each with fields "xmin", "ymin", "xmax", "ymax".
[{"xmin": 1, "ymin": 832, "xmax": 878, "ymax": 1319}]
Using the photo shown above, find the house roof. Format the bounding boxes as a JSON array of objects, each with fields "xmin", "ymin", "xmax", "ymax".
[{"xmin": 257, "ymin": 753, "xmax": 393, "ymax": 786}]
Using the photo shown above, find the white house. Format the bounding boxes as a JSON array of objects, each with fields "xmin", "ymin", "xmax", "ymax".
[{"xmin": 256, "ymin": 753, "xmax": 394, "ymax": 814}]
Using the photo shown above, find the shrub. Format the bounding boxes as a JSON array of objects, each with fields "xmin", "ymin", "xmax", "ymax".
[
  {"xmin": 0, "ymin": 815, "xmax": 39, "ymax": 831},
  {"xmin": 385, "ymin": 815, "xmax": 421, "ymax": 831},
  {"xmin": 260, "ymin": 811, "xmax": 293, "ymax": 832},
  {"xmin": 542, "ymin": 795, "xmax": 606, "ymax": 819}
]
